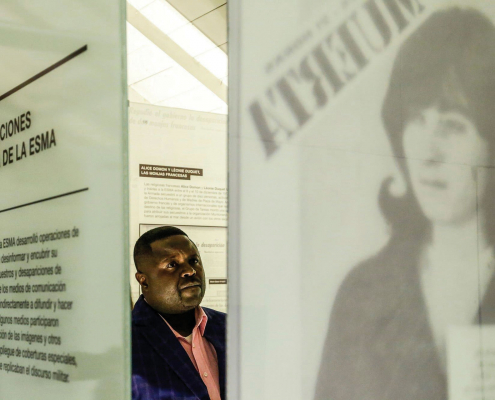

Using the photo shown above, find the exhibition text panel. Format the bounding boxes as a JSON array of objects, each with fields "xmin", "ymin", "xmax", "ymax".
[{"xmin": 0, "ymin": 1, "xmax": 128, "ymax": 399}]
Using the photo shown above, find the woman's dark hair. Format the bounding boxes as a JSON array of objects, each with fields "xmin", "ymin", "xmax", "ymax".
[{"xmin": 380, "ymin": 7, "xmax": 495, "ymax": 246}]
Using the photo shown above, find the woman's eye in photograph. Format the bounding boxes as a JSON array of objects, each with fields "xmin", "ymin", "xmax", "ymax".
[{"xmin": 441, "ymin": 117, "xmax": 469, "ymax": 135}]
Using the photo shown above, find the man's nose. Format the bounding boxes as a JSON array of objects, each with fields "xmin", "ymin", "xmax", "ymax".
[{"xmin": 180, "ymin": 263, "xmax": 196, "ymax": 277}]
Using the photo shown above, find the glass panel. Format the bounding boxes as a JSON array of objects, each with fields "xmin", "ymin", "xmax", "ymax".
[
  {"xmin": 229, "ymin": 1, "xmax": 495, "ymax": 399},
  {"xmin": 0, "ymin": 1, "xmax": 128, "ymax": 399}
]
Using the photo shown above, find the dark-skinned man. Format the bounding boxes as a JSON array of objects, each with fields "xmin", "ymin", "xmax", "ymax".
[{"xmin": 132, "ymin": 226, "xmax": 226, "ymax": 400}]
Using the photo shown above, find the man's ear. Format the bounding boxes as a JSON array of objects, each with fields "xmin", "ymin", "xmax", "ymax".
[{"xmin": 135, "ymin": 272, "xmax": 148, "ymax": 291}]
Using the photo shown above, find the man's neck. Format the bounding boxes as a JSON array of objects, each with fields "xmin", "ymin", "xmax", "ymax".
[{"xmin": 160, "ymin": 308, "xmax": 197, "ymax": 337}]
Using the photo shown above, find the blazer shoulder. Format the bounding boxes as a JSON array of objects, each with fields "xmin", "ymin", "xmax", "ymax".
[
  {"xmin": 202, "ymin": 307, "xmax": 227, "ymax": 334},
  {"xmin": 202, "ymin": 307, "xmax": 226, "ymax": 321},
  {"xmin": 202, "ymin": 306, "xmax": 226, "ymax": 316},
  {"xmin": 132, "ymin": 295, "xmax": 156, "ymax": 326}
]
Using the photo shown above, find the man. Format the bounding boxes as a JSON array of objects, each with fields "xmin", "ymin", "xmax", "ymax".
[{"xmin": 132, "ymin": 226, "xmax": 226, "ymax": 400}]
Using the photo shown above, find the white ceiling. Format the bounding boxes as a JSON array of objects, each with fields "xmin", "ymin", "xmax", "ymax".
[{"xmin": 126, "ymin": 0, "xmax": 228, "ymax": 114}]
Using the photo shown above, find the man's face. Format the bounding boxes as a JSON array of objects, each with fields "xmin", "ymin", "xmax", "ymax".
[{"xmin": 135, "ymin": 235, "xmax": 206, "ymax": 314}]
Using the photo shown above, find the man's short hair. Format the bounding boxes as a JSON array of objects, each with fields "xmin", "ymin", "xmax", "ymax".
[{"xmin": 134, "ymin": 226, "xmax": 189, "ymax": 271}]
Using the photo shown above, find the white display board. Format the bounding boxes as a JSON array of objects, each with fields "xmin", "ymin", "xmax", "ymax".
[
  {"xmin": 129, "ymin": 103, "xmax": 227, "ymax": 312},
  {"xmin": 229, "ymin": 0, "xmax": 495, "ymax": 399},
  {"xmin": 0, "ymin": 1, "xmax": 128, "ymax": 399}
]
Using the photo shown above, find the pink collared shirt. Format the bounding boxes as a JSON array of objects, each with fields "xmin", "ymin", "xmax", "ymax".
[{"xmin": 161, "ymin": 307, "xmax": 221, "ymax": 400}]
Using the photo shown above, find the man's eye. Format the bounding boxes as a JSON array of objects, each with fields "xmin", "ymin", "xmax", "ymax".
[
  {"xmin": 191, "ymin": 258, "xmax": 199, "ymax": 264},
  {"xmin": 167, "ymin": 261, "xmax": 177, "ymax": 268}
]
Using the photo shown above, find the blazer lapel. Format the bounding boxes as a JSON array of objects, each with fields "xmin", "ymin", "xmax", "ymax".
[{"xmin": 134, "ymin": 297, "xmax": 210, "ymax": 399}]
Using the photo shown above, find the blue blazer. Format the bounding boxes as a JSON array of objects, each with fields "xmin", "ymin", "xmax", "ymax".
[{"xmin": 132, "ymin": 295, "xmax": 226, "ymax": 400}]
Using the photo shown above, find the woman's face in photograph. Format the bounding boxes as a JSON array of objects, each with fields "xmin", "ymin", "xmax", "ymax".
[{"xmin": 403, "ymin": 106, "xmax": 490, "ymax": 225}]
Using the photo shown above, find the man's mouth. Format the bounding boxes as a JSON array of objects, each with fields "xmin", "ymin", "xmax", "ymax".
[{"xmin": 180, "ymin": 283, "xmax": 202, "ymax": 290}]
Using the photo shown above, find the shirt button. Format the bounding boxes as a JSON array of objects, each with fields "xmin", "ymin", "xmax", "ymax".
[{"xmin": 204, "ymin": 372, "xmax": 208, "ymax": 377}]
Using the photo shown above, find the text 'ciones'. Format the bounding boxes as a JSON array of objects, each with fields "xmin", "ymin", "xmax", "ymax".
[{"xmin": 0, "ymin": 111, "xmax": 57, "ymax": 167}]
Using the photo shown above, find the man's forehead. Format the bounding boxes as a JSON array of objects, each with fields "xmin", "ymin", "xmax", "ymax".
[{"xmin": 150, "ymin": 235, "xmax": 197, "ymax": 256}]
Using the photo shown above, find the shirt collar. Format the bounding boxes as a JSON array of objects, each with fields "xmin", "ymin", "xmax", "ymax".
[
  {"xmin": 195, "ymin": 306, "xmax": 208, "ymax": 336},
  {"xmin": 152, "ymin": 303, "xmax": 208, "ymax": 338}
]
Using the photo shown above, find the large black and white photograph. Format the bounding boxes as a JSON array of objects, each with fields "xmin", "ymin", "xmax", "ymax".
[
  {"xmin": 311, "ymin": 6, "xmax": 495, "ymax": 400},
  {"xmin": 234, "ymin": 0, "xmax": 495, "ymax": 398}
]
